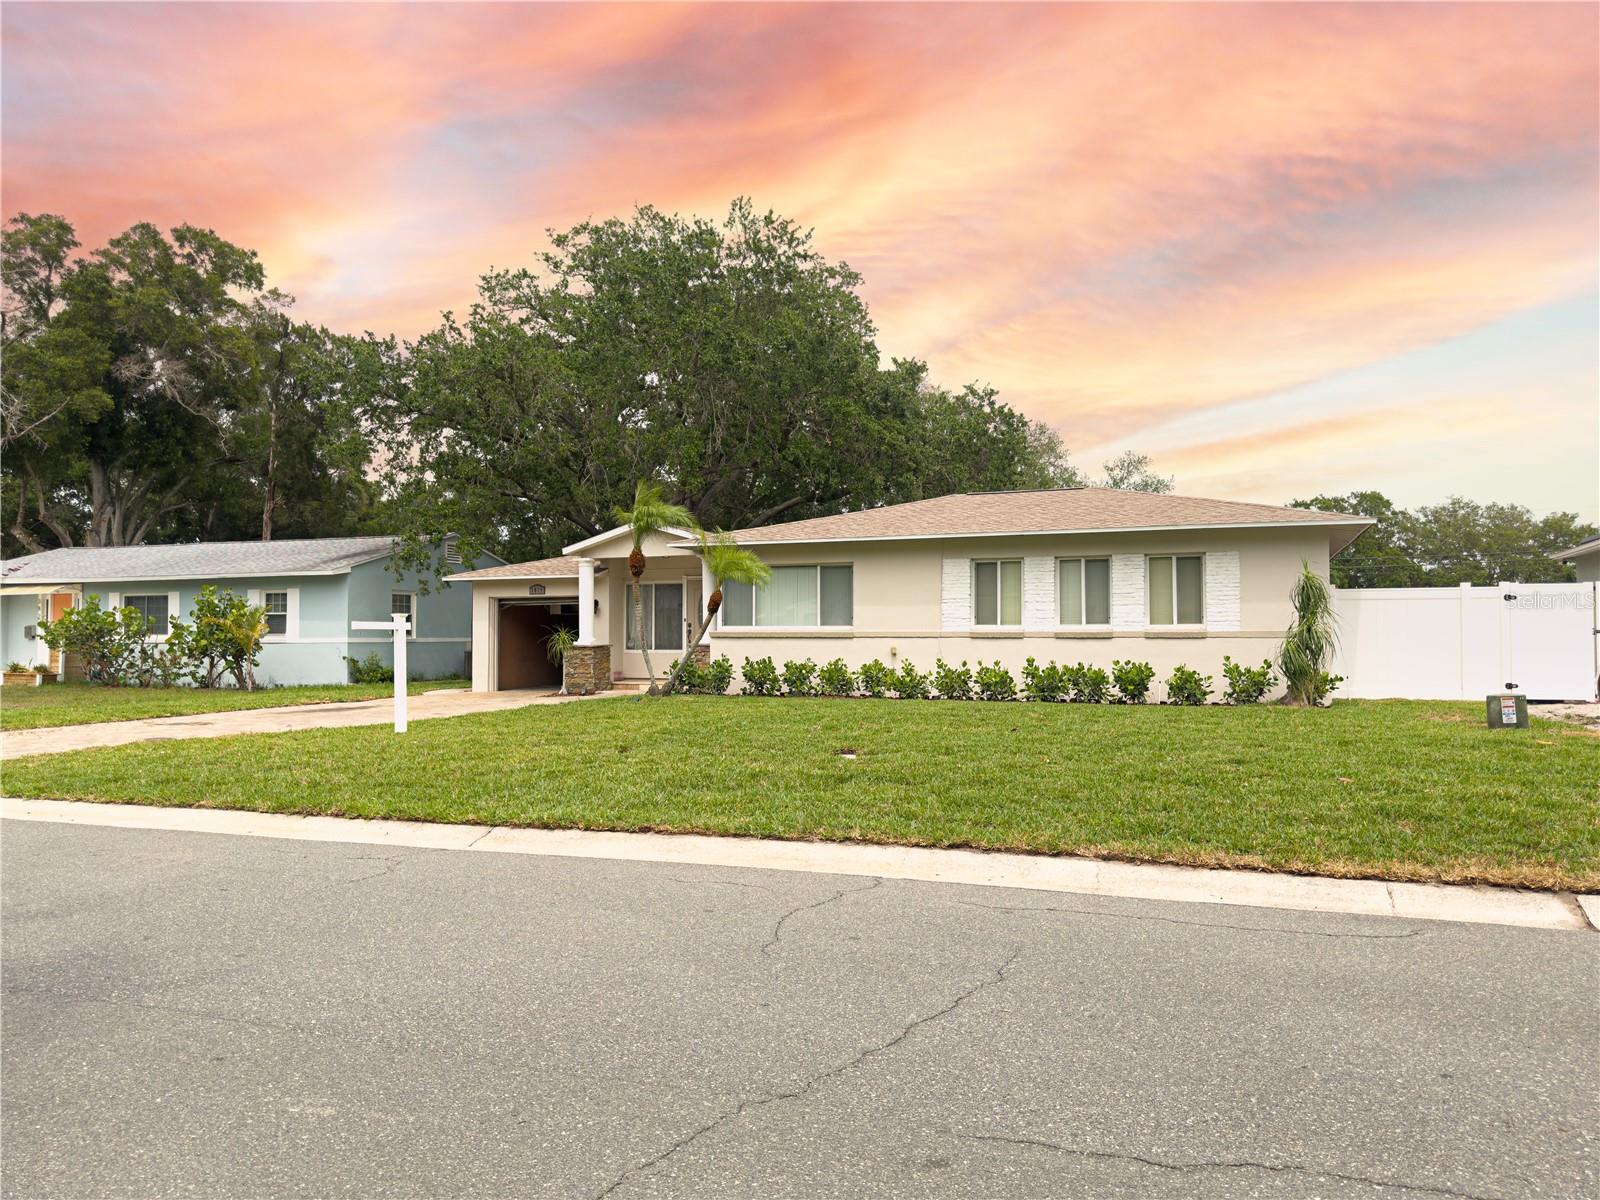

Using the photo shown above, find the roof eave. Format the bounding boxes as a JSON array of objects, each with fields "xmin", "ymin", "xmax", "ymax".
[{"xmin": 677, "ymin": 517, "xmax": 1376, "ymax": 550}]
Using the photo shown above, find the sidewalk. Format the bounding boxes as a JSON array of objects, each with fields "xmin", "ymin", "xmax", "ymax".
[
  {"xmin": 0, "ymin": 688, "xmax": 613, "ymax": 760},
  {"xmin": 3, "ymin": 796, "xmax": 1593, "ymax": 932}
]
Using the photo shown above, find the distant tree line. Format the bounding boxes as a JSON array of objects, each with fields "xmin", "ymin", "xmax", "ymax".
[
  {"xmin": 3, "ymin": 203, "xmax": 1590, "ymax": 586},
  {"xmin": 1, "ymin": 202, "xmax": 1166, "ymax": 565},
  {"xmin": 1293, "ymin": 492, "xmax": 1595, "ymax": 587}
]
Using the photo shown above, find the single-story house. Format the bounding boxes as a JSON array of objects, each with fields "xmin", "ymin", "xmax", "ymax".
[
  {"xmin": 0, "ymin": 536, "xmax": 501, "ymax": 685},
  {"xmin": 1551, "ymin": 534, "xmax": 1600, "ymax": 582},
  {"xmin": 452, "ymin": 488, "xmax": 1371, "ymax": 699}
]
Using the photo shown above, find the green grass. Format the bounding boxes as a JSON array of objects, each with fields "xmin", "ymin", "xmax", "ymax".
[
  {"xmin": 0, "ymin": 679, "xmax": 469, "ymax": 730},
  {"xmin": 5, "ymin": 697, "xmax": 1596, "ymax": 890}
]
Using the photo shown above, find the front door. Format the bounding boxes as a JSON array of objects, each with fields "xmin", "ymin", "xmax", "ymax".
[
  {"xmin": 621, "ymin": 579, "xmax": 691, "ymax": 679},
  {"xmin": 47, "ymin": 591, "xmax": 73, "ymax": 673}
]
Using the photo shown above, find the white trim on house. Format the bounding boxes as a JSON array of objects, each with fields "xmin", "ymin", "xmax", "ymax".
[
  {"xmin": 1144, "ymin": 552, "xmax": 1207, "ymax": 630},
  {"xmin": 390, "ymin": 590, "xmax": 418, "ymax": 638},
  {"xmin": 249, "ymin": 587, "xmax": 301, "ymax": 642},
  {"xmin": 1110, "ymin": 554, "xmax": 1145, "ymax": 631},
  {"xmin": 562, "ymin": 524, "xmax": 699, "ymax": 557},
  {"xmin": 1055, "ymin": 555, "xmax": 1113, "ymax": 630},
  {"xmin": 1022, "ymin": 556, "xmax": 1054, "ymax": 632},
  {"xmin": 110, "ymin": 590, "xmax": 180, "ymax": 641},
  {"xmin": 1204, "ymin": 551, "xmax": 1242, "ymax": 632}
]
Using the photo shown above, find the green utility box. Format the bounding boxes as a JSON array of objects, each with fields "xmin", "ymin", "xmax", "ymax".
[{"xmin": 1486, "ymin": 693, "xmax": 1529, "ymax": 730}]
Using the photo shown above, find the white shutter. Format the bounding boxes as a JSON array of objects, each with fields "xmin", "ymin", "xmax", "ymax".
[
  {"xmin": 1023, "ymin": 556, "xmax": 1054, "ymax": 631},
  {"xmin": 1110, "ymin": 554, "xmax": 1145, "ymax": 630},
  {"xmin": 941, "ymin": 557, "xmax": 971, "ymax": 631},
  {"xmin": 1205, "ymin": 551, "xmax": 1241, "ymax": 631}
]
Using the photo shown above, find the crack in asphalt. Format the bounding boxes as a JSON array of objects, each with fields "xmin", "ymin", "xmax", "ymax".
[
  {"xmin": 664, "ymin": 874, "xmax": 775, "ymax": 893},
  {"xmin": 759, "ymin": 877, "xmax": 883, "ymax": 957},
  {"xmin": 342, "ymin": 855, "xmax": 402, "ymax": 884},
  {"xmin": 592, "ymin": 947, "xmax": 1022, "ymax": 1199},
  {"xmin": 956, "ymin": 1132, "xmax": 1505, "ymax": 1199},
  {"xmin": 954, "ymin": 898, "xmax": 1426, "ymax": 940}
]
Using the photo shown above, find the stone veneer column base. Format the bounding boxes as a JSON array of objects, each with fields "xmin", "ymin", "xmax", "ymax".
[
  {"xmin": 563, "ymin": 645, "xmax": 612, "ymax": 694},
  {"xmin": 689, "ymin": 644, "xmax": 712, "ymax": 667}
]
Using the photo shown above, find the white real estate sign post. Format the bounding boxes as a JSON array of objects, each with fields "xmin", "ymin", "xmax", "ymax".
[{"xmin": 351, "ymin": 613, "xmax": 411, "ymax": 732}]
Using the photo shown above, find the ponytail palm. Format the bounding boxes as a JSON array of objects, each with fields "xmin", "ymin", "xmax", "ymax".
[
  {"xmin": 615, "ymin": 480, "xmax": 696, "ymax": 690},
  {"xmin": 1278, "ymin": 561, "xmax": 1337, "ymax": 706},
  {"xmin": 661, "ymin": 531, "xmax": 772, "ymax": 696}
]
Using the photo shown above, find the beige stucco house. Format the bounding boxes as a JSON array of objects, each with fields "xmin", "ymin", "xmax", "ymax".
[{"xmin": 453, "ymin": 488, "xmax": 1371, "ymax": 699}]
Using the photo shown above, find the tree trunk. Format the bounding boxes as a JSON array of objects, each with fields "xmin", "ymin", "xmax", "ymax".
[
  {"xmin": 261, "ymin": 386, "xmax": 278, "ymax": 540},
  {"xmin": 659, "ymin": 608, "xmax": 713, "ymax": 697},
  {"xmin": 633, "ymin": 583, "xmax": 657, "ymax": 693}
]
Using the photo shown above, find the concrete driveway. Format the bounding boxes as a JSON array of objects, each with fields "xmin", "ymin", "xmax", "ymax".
[
  {"xmin": 0, "ymin": 688, "xmax": 603, "ymax": 760},
  {"xmin": 3, "ymin": 819, "xmax": 1595, "ymax": 1199}
]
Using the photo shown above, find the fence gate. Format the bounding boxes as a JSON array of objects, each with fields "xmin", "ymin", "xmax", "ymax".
[{"xmin": 1333, "ymin": 582, "xmax": 1598, "ymax": 702}]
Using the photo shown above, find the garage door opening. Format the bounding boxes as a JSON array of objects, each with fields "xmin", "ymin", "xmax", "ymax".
[{"xmin": 496, "ymin": 601, "xmax": 578, "ymax": 690}]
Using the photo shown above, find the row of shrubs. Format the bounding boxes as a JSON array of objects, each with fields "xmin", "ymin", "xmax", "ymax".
[{"xmin": 668, "ymin": 653, "xmax": 1343, "ymax": 705}]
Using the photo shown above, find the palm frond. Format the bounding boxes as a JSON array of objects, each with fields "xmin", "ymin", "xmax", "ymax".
[
  {"xmin": 614, "ymin": 480, "xmax": 696, "ymax": 548},
  {"xmin": 697, "ymin": 530, "xmax": 771, "ymax": 588}
]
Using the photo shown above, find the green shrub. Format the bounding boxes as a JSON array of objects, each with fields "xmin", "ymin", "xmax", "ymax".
[
  {"xmin": 1222, "ymin": 656, "xmax": 1278, "ymax": 704},
  {"xmin": 1111, "ymin": 659, "xmax": 1155, "ymax": 704},
  {"xmin": 5, "ymin": 661, "xmax": 30, "ymax": 673},
  {"xmin": 345, "ymin": 652, "xmax": 394, "ymax": 684},
  {"xmin": 740, "ymin": 656, "xmax": 780, "ymax": 696},
  {"xmin": 1065, "ymin": 663, "xmax": 1111, "ymax": 704},
  {"xmin": 974, "ymin": 660, "xmax": 1016, "ymax": 701},
  {"xmin": 817, "ymin": 658, "xmax": 856, "ymax": 697},
  {"xmin": 666, "ymin": 657, "xmax": 704, "ymax": 693},
  {"xmin": 857, "ymin": 658, "xmax": 894, "ymax": 698},
  {"xmin": 1020, "ymin": 656, "xmax": 1067, "ymax": 702},
  {"xmin": 894, "ymin": 659, "xmax": 931, "ymax": 700},
  {"xmin": 701, "ymin": 655, "xmax": 735, "ymax": 696},
  {"xmin": 1314, "ymin": 671, "xmax": 1345, "ymax": 704},
  {"xmin": 781, "ymin": 658, "xmax": 819, "ymax": 697},
  {"xmin": 933, "ymin": 658, "xmax": 972, "ymax": 700},
  {"xmin": 39, "ymin": 596, "xmax": 154, "ymax": 687},
  {"xmin": 1165, "ymin": 664, "xmax": 1212, "ymax": 705}
]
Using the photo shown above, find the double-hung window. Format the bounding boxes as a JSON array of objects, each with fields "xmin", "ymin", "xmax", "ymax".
[
  {"xmin": 263, "ymin": 591, "xmax": 290, "ymax": 638},
  {"xmin": 973, "ymin": 560, "xmax": 1022, "ymax": 626},
  {"xmin": 123, "ymin": 594, "xmax": 170, "ymax": 637},
  {"xmin": 626, "ymin": 582, "xmax": 685, "ymax": 651},
  {"xmin": 1148, "ymin": 555, "xmax": 1205, "ymax": 625},
  {"xmin": 720, "ymin": 565, "xmax": 853, "ymax": 628},
  {"xmin": 1058, "ymin": 558, "xmax": 1111, "ymax": 626},
  {"xmin": 390, "ymin": 592, "xmax": 416, "ymax": 637}
]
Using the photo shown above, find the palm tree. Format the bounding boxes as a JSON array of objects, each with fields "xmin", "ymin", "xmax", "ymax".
[
  {"xmin": 661, "ymin": 531, "xmax": 772, "ymax": 696},
  {"xmin": 615, "ymin": 480, "xmax": 696, "ymax": 692},
  {"xmin": 1278, "ymin": 560, "xmax": 1337, "ymax": 706}
]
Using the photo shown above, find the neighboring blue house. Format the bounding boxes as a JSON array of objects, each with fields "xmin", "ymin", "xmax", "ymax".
[{"xmin": 0, "ymin": 536, "xmax": 502, "ymax": 686}]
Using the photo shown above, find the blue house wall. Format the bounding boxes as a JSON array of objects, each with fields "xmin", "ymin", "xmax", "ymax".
[{"xmin": 0, "ymin": 549, "xmax": 498, "ymax": 686}]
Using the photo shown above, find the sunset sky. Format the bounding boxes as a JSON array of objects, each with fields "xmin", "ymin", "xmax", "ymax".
[{"xmin": 3, "ymin": 2, "xmax": 1596, "ymax": 518}]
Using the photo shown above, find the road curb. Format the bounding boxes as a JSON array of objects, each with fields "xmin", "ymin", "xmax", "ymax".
[{"xmin": 1, "ymin": 796, "xmax": 1589, "ymax": 932}]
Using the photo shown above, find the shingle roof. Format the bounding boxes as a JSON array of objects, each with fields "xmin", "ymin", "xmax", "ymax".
[
  {"xmin": 0, "ymin": 536, "xmax": 403, "ymax": 584},
  {"xmin": 449, "ymin": 555, "xmax": 586, "ymax": 581},
  {"xmin": 1550, "ymin": 533, "xmax": 1600, "ymax": 560},
  {"xmin": 716, "ymin": 488, "xmax": 1372, "ymax": 547}
]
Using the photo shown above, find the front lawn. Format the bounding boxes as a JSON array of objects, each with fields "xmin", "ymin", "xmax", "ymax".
[
  {"xmin": 0, "ymin": 679, "xmax": 469, "ymax": 730},
  {"xmin": 3, "ymin": 697, "xmax": 1595, "ymax": 890}
]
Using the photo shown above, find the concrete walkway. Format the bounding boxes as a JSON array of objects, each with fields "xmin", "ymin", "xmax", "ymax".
[
  {"xmin": 0, "ymin": 688, "xmax": 611, "ymax": 759},
  {"xmin": 4, "ymin": 796, "xmax": 1593, "ymax": 932}
]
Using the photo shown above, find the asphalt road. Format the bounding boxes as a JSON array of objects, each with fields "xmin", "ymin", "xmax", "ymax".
[{"xmin": 2, "ymin": 820, "xmax": 1595, "ymax": 1200}]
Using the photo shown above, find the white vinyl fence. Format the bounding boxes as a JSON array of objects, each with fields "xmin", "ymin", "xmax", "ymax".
[{"xmin": 1332, "ymin": 582, "xmax": 1598, "ymax": 702}]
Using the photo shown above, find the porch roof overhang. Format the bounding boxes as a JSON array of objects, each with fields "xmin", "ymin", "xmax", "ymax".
[
  {"xmin": 561, "ymin": 524, "xmax": 699, "ymax": 559},
  {"xmin": 0, "ymin": 583, "xmax": 81, "ymax": 596}
]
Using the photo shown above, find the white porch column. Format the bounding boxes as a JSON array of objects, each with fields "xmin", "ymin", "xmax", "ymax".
[{"xmin": 577, "ymin": 557, "xmax": 598, "ymax": 646}]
